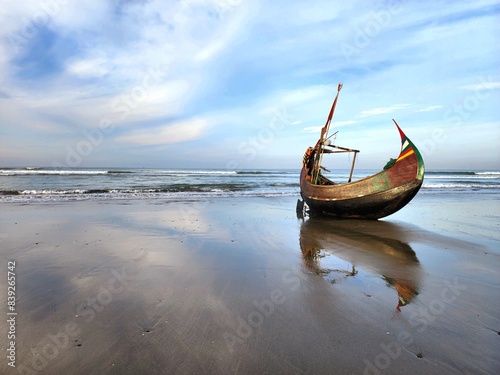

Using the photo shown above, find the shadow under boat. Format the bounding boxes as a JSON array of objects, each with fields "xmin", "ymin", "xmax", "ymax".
[{"xmin": 299, "ymin": 217, "xmax": 422, "ymax": 310}]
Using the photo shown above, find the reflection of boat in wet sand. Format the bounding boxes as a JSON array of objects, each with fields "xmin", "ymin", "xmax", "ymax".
[{"xmin": 299, "ymin": 218, "xmax": 422, "ymax": 309}]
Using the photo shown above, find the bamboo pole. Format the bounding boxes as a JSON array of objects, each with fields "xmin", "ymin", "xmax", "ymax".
[
  {"xmin": 312, "ymin": 83, "xmax": 343, "ymax": 184},
  {"xmin": 322, "ymin": 83, "xmax": 343, "ymax": 141},
  {"xmin": 348, "ymin": 151, "xmax": 358, "ymax": 183}
]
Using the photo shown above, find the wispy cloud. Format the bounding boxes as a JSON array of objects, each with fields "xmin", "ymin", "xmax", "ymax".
[
  {"xmin": 303, "ymin": 120, "xmax": 356, "ymax": 133},
  {"xmin": 303, "ymin": 126, "xmax": 322, "ymax": 133},
  {"xmin": 66, "ymin": 58, "xmax": 109, "ymax": 78},
  {"xmin": 415, "ymin": 105, "xmax": 443, "ymax": 112},
  {"xmin": 334, "ymin": 120, "xmax": 358, "ymax": 127},
  {"xmin": 359, "ymin": 104, "xmax": 410, "ymax": 118},
  {"xmin": 460, "ymin": 82, "xmax": 500, "ymax": 91},
  {"xmin": 116, "ymin": 118, "xmax": 209, "ymax": 146}
]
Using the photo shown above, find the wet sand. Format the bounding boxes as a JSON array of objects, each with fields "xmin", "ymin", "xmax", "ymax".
[{"xmin": 0, "ymin": 194, "xmax": 499, "ymax": 374}]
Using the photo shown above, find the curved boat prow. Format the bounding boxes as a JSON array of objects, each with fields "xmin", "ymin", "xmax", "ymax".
[{"xmin": 392, "ymin": 119, "xmax": 425, "ymax": 182}]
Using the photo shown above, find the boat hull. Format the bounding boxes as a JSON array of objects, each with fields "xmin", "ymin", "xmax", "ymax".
[{"xmin": 301, "ymin": 172, "xmax": 422, "ymax": 219}]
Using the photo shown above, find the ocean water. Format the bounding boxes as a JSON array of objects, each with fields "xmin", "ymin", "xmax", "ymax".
[{"xmin": 0, "ymin": 167, "xmax": 499, "ymax": 202}]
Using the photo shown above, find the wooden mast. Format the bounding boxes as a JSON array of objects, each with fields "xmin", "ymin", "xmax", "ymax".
[{"xmin": 312, "ymin": 83, "xmax": 343, "ymax": 184}]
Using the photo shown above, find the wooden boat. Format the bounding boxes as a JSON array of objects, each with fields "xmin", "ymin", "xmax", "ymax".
[{"xmin": 300, "ymin": 83, "xmax": 425, "ymax": 219}]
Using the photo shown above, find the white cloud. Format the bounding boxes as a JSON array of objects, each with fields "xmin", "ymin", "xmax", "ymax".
[
  {"xmin": 359, "ymin": 104, "xmax": 410, "ymax": 118},
  {"xmin": 303, "ymin": 120, "xmax": 356, "ymax": 134},
  {"xmin": 116, "ymin": 118, "xmax": 209, "ymax": 146},
  {"xmin": 303, "ymin": 126, "xmax": 322, "ymax": 133},
  {"xmin": 66, "ymin": 58, "xmax": 109, "ymax": 78},
  {"xmin": 195, "ymin": 39, "xmax": 226, "ymax": 63},
  {"xmin": 334, "ymin": 120, "xmax": 358, "ymax": 127},
  {"xmin": 194, "ymin": 2, "xmax": 250, "ymax": 63},
  {"xmin": 415, "ymin": 105, "xmax": 443, "ymax": 113},
  {"xmin": 460, "ymin": 82, "xmax": 500, "ymax": 91},
  {"xmin": 281, "ymin": 84, "xmax": 337, "ymax": 106},
  {"xmin": 106, "ymin": 79, "xmax": 195, "ymax": 126}
]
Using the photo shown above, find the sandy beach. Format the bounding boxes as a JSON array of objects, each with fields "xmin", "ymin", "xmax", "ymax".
[
  {"xmin": 1, "ymin": 0, "xmax": 498, "ymax": 373},
  {"xmin": 1, "ymin": 194, "xmax": 499, "ymax": 374}
]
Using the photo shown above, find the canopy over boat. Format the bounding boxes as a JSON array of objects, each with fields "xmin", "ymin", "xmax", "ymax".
[{"xmin": 299, "ymin": 84, "xmax": 425, "ymax": 219}]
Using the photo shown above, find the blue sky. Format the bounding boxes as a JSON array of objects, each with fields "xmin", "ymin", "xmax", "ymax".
[{"xmin": 0, "ymin": 0, "xmax": 499, "ymax": 170}]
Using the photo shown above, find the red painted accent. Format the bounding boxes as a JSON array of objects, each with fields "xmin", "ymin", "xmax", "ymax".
[
  {"xmin": 398, "ymin": 147, "xmax": 414, "ymax": 160},
  {"xmin": 392, "ymin": 119, "xmax": 406, "ymax": 143}
]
